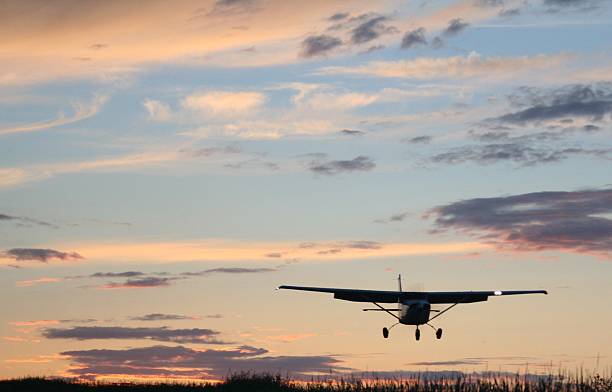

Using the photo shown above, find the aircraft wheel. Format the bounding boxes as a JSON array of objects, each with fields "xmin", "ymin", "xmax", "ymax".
[
  {"xmin": 415, "ymin": 328, "xmax": 420, "ymax": 341},
  {"xmin": 382, "ymin": 327, "xmax": 389, "ymax": 339},
  {"xmin": 436, "ymin": 328, "xmax": 443, "ymax": 340}
]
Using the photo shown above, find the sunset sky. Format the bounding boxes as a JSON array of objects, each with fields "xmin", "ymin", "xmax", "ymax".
[{"xmin": 1, "ymin": 0, "xmax": 611, "ymax": 382}]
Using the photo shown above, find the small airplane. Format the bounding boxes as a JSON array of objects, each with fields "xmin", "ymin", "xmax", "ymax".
[{"xmin": 278, "ymin": 275, "xmax": 547, "ymax": 340}]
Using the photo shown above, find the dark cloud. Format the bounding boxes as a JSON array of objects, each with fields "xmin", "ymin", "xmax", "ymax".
[
  {"xmin": 264, "ymin": 252, "xmax": 283, "ymax": 258},
  {"xmin": 308, "ymin": 155, "xmax": 375, "ymax": 175},
  {"xmin": 431, "ymin": 36, "xmax": 444, "ymax": 49},
  {"xmin": 443, "ymin": 18, "xmax": 470, "ymax": 36},
  {"xmin": 428, "ymin": 188, "xmax": 612, "ymax": 257},
  {"xmin": 300, "ymin": 35, "xmax": 342, "ymax": 58},
  {"xmin": 342, "ymin": 240, "xmax": 382, "ymax": 249},
  {"xmin": 44, "ymin": 326, "xmax": 228, "ymax": 344},
  {"xmin": 360, "ymin": 44, "xmax": 385, "ymax": 54},
  {"xmin": 350, "ymin": 14, "xmax": 397, "ymax": 45},
  {"xmin": 490, "ymin": 84, "xmax": 612, "ymax": 126},
  {"xmin": 375, "ymin": 212, "xmax": 411, "ymax": 224},
  {"xmin": 89, "ymin": 43, "xmax": 108, "ymax": 50},
  {"xmin": 544, "ymin": 0, "xmax": 602, "ymax": 11},
  {"xmin": 404, "ymin": 135, "xmax": 432, "ymax": 144},
  {"xmin": 180, "ymin": 267, "xmax": 277, "ymax": 277},
  {"xmin": 100, "ymin": 277, "xmax": 178, "ymax": 289},
  {"xmin": 224, "ymin": 158, "xmax": 279, "ymax": 171},
  {"xmin": 189, "ymin": 145, "xmax": 241, "ymax": 157},
  {"xmin": 129, "ymin": 314, "xmax": 202, "ymax": 321},
  {"xmin": 430, "ymin": 143, "xmax": 611, "ymax": 166},
  {"xmin": 340, "ymin": 129, "xmax": 365, "ymax": 136},
  {"xmin": 208, "ymin": 0, "xmax": 260, "ymax": 15},
  {"xmin": 499, "ymin": 7, "xmax": 521, "ymax": 17},
  {"xmin": 475, "ymin": 0, "xmax": 505, "ymax": 6},
  {"xmin": 61, "ymin": 345, "xmax": 347, "ymax": 381},
  {"xmin": 0, "ymin": 213, "xmax": 55, "ymax": 228},
  {"xmin": 401, "ymin": 27, "xmax": 427, "ymax": 49},
  {"xmin": 90, "ymin": 271, "xmax": 145, "ymax": 278},
  {"xmin": 328, "ymin": 12, "xmax": 349, "ymax": 21},
  {"xmin": 1, "ymin": 248, "xmax": 83, "ymax": 263}
]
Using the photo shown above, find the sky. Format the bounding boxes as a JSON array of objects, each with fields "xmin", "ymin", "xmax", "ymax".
[{"xmin": 1, "ymin": 0, "xmax": 611, "ymax": 382}]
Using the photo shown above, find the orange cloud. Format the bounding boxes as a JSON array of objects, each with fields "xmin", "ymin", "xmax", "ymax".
[
  {"xmin": 54, "ymin": 239, "xmax": 488, "ymax": 264},
  {"xmin": 15, "ymin": 277, "xmax": 63, "ymax": 287},
  {"xmin": 9, "ymin": 320, "xmax": 60, "ymax": 327}
]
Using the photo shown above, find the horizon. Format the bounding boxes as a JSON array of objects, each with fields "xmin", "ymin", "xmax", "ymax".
[{"xmin": 1, "ymin": 0, "xmax": 611, "ymax": 383}]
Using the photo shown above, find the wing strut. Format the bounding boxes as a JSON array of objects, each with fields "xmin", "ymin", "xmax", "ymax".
[
  {"xmin": 428, "ymin": 295, "xmax": 468, "ymax": 323},
  {"xmin": 370, "ymin": 301, "xmax": 400, "ymax": 321}
]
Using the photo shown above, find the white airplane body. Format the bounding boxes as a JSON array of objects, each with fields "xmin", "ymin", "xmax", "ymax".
[{"xmin": 279, "ymin": 275, "xmax": 547, "ymax": 340}]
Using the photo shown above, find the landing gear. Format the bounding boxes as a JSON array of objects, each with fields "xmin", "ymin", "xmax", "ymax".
[
  {"xmin": 382, "ymin": 327, "xmax": 389, "ymax": 339},
  {"xmin": 415, "ymin": 327, "xmax": 420, "ymax": 341},
  {"xmin": 436, "ymin": 328, "xmax": 443, "ymax": 340}
]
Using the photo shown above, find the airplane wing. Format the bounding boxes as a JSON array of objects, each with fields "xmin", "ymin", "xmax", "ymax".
[{"xmin": 278, "ymin": 285, "xmax": 547, "ymax": 304}]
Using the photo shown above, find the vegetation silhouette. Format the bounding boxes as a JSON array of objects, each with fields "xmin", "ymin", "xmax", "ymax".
[{"xmin": 1, "ymin": 372, "xmax": 612, "ymax": 392}]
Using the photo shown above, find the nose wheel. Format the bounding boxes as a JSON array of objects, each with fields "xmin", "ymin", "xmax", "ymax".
[
  {"xmin": 382, "ymin": 327, "xmax": 389, "ymax": 338},
  {"xmin": 436, "ymin": 328, "xmax": 443, "ymax": 339},
  {"xmin": 415, "ymin": 327, "xmax": 420, "ymax": 341}
]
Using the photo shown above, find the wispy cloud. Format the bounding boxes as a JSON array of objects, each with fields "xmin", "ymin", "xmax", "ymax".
[
  {"xmin": 0, "ymin": 213, "xmax": 56, "ymax": 228},
  {"xmin": 318, "ymin": 53, "xmax": 570, "ymax": 80},
  {"xmin": 57, "ymin": 239, "xmax": 487, "ymax": 264},
  {"xmin": 0, "ymin": 94, "xmax": 107, "ymax": 136}
]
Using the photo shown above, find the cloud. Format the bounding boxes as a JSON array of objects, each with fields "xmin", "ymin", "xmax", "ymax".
[
  {"xmin": 430, "ymin": 143, "xmax": 612, "ymax": 166},
  {"xmin": 182, "ymin": 91, "xmax": 266, "ymax": 116},
  {"xmin": 318, "ymin": 53, "xmax": 569, "ymax": 80},
  {"xmin": 499, "ymin": 8, "xmax": 521, "ymax": 17},
  {"xmin": 428, "ymin": 188, "xmax": 612, "ymax": 257},
  {"xmin": 15, "ymin": 277, "xmax": 63, "ymax": 287},
  {"xmin": 180, "ymin": 267, "xmax": 278, "ymax": 277},
  {"xmin": 0, "ymin": 94, "xmax": 107, "ymax": 136},
  {"xmin": 189, "ymin": 146, "xmax": 242, "ymax": 157},
  {"xmin": 300, "ymin": 34, "xmax": 343, "ymax": 58},
  {"xmin": 544, "ymin": 0, "xmax": 602, "ymax": 11},
  {"xmin": 350, "ymin": 14, "xmax": 397, "ymax": 45},
  {"xmin": 401, "ymin": 27, "xmax": 427, "ymax": 49},
  {"xmin": 43, "ymin": 326, "xmax": 228, "ymax": 344},
  {"xmin": 129, "ymin": 314, "xmax": 206, "ymax": 321},
  {"xmin": 308, "ymin": 155, "xmax": 375, "ymax": 175},
  {"xmin": 340, "ymin": 129, "xmax": 366, "ymax": 136},
  {"xmin": 90, "ymin": 271, "xmax": 146, "ymax": 278},
  {"xmin": 143, "ymin": 99, "xmax": 172, "ymax": 121},
  {"xmin": 60, "ymin": 344, "xmax": 347, "ymax": 381},
  {"xmin": 328, "ymin": 12, "xmax": 349, "ymax": 21},
  {"xmin": 61, "ymin": 239, "xmax": 486, "ymax": 263},
  {"xmin": 208, "ymin": 0, "xmax": 260, "ymax": 15},
  {"xmin": 10, "ymin": 320, "xmax": 60, "ymax": 327},
  {"xmin": 404, "ymin": 135, "xmax": 432, "ymax": 144},
  {"xmin": 0, "ymin": 150, "xmax": 181, "ymax": 188},
  {"xmin": 98, "ymin": 277, "xmax": 179, "ymax": 289},
  {"xmin": 0, "ymin": 213, "xmax": 55, "ymax": 228},
  {"xmin": 442, "ymin": 18, "xmax": 469, "ymax": 36},
  {"xmin": 489, "ymin": 84, "xmax": 612, "ymax": 126},
  {"xmin": 375, "ymin": 212, "xmax": 410, "ymax": 224},
  {"xmin": 1, "ymin": 248, "xmax": 83, "ymax": 263}
]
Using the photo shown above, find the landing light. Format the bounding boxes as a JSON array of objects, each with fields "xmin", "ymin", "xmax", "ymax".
[{"xmin": 494, "ymin": 290, "xmax": 503, "ymax": 296}]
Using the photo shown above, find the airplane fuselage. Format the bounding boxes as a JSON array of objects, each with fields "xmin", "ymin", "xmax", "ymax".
[{"xmin": 399, "ymin": 300, "xmax": 430, "ymax": 325}]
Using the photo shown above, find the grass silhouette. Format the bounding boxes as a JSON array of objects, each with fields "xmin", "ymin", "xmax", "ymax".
[{"xmin": 1, "ymin": 372, "xmax": 611, "ymax": 392}]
